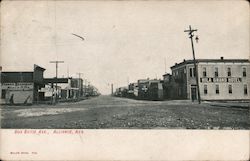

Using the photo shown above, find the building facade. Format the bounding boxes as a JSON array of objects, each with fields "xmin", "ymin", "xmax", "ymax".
[
  {"xmin": 137, "ymin": 79, "xmax": 163, "ymax": 100},
  {"xmin": 0, "ymin": 65, "xmax": 45, "ymax": 104},
  {"xmin": 170, "ymin": 58, "xmax": 250, "ymax": 101}
]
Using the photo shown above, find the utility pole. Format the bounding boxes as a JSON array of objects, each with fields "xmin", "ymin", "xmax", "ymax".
[
  {"xmin": 111, "ymin": 83, "xmax": 113, "ymax": 95},
  {"xmin": 76, "ymin": 72, "xmax": 84, "ymax": 98},
  {"xmin": 184, "ymin": 25, "xmax": 201, "ymax": 104},
  {"xmin": 50, "ymin": 60, "xmax": 64, "ymax": 103},
  {"xmin": 164, "ymin": 57, "xmax": 167, "ymax": 73},
  {"xmin": 84, "ymin": 79, "xmax": 87, "ymax": 96},
  {"xmin": 67, "ymin": 65, "xmax": 69, "ymax": 78}
]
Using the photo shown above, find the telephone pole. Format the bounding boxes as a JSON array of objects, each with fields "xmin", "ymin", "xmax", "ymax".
[
  {"xmin": 111, "ymin": 83, "xmax": 114, "ymax": 95},
  {"xmin": 50, "ymin": 60, "xmax": 64, "ymax": 103},
  {"xmin": 184, "ymin": 25, "xmax": 201, "ymax": 104},
  {"xmin": 164, "ymin": 57, "xmax": 167, "ymax": 74}
]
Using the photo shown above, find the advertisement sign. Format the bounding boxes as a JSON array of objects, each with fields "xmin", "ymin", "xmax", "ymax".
[{"xmin": 2, "ymin": 82, "xmax": 33, "ymax": 90}]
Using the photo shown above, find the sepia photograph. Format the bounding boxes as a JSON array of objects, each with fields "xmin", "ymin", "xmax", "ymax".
[
  {"xmin": 1, "ymin": 1, "xmax": 249, "ymax": 161},
  {"xmin": 0, "ymin": 0, "xmax": 249, "ymax": 130}
]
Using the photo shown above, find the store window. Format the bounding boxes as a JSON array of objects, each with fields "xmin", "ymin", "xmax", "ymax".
[
  {"xmin": 216, "ymin": 85, "xmax": 219, "ymax": 94},
  {"xmin": 228, "ymin": 85, "xmax": 232, "ymax": 94},
  {"xmin": 244, "ymin": 84, "xmax": 248, "ymax": 95},
  {"xmin": 204, "ymin": 85, "xmax": 207, "ymax": 94}
]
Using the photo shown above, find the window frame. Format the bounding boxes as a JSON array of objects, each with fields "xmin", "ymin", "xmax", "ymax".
[
  {"xmin": 227, "ymin": 67, "xmax": 231, "ymax": 77},
  {"xmin": 228, "ymin": 84, "xmax": 232, "ymax": 94},
  {"xmin": 189, "ymin": 68, "xmax": 193, "ymax": 77},
  {"xmin": 243, "ymin": 67, "xmax": 246, "ymax": 77},
  {"xmin": 215, "ymin": 84, "xmax": 219, "ymax": 94},
  {"xmin": 244, "ymin": 84, "xmax": 248, "ymax": 95},
  {"xmin": 204, "ymin": 84, "xmax": 208, "ymax": 95},
  {"xmin": 215, "ymin": 67, "xmax": 218, "ymax": 77},
  {"xmin": 203, "ymin": 67, "xmax": 207, "ymax": 77}
]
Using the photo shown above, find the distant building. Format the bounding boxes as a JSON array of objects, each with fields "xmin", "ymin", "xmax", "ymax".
[
  {"xmin": 169, "ymin": 58, "xmax": 250, "ymax": 101},
  {"xmin": 137, "ymin": 79, "xmax": 149, "ymax": 100},
  {"xmin": 128, "ymin": 82, "xmax": 138, "ymax": 98},
  {"xmin": 44, "ymin": 77, "xmax": 84, "ymax": 100},
  {"xmin": 162, "ymin": 73, "xmax": 179, "ymax": 99},
  {"xmin": 138, "ymin": 79, "xmax": 163, "ymax": 100},
  {"xmin": 115, "ymin": 86, "xmax": 128, "ymax": 97},
  {"xmin": 0, "ymin": 65, "xmax": 46, "ymax": 104}
]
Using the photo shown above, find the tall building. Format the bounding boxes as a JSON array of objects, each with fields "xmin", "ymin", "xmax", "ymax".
[{"xmin": 168, "ymin": 57, "xmax": 250, "ymax": 101}]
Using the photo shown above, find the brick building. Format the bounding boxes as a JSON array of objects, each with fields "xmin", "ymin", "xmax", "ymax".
[{"xmin": 168, "ymin": 58, "xmax": 250, "ymax": 101}]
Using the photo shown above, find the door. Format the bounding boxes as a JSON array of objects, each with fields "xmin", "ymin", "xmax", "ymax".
[{"xmin": 191, "ymin": 86, "xmax": 197, "ymax": 101}]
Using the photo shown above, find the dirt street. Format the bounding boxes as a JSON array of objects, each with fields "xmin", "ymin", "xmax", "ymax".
[{"xmin": 1, "ymin": 95, "xmax": 249, "ymax": 129}]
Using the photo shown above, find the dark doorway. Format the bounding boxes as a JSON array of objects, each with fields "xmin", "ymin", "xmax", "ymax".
[{"xmin": 191, "ymin": 86, "xmax": 197, "ymax": 101}]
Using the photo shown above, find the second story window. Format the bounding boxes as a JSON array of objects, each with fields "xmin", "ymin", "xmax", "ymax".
[
  {"xmin": 203, "ymin": 67, "xmax": 207, "ymax": 77},
  {"xmin": 227, "ymin": 67, "xmax": 231, "ymax": 77},
  {"xmin": 216, "ymin": 85, "xmax": 219, "ymax": 94},
  {"xmin": 215, "ymin": 67, "xmax": 218, "ymax": 77},
  {"xmin": 189, "ymin": 68, "xmax": 193, "ymax": 77},
  {"xmin": 189, "ymin": 67, "xmax": 196, "ymax": 77},
  {"xmin": 193, "ymin": 68, "xmax": 196, "ymax": 77},
  {"xmin": 243, "ymin": 67, "xmax": 246, "ymax": 77}
]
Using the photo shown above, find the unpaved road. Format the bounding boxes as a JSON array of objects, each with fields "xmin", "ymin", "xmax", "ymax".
[{"xmin": 1, "ymin": 95, "xmax": 249, "ymax": 129}]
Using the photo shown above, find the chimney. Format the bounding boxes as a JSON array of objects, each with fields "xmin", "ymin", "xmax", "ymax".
[{"xmin": 220, "ymin": 57, "xmax": 224, "ymax": 60}]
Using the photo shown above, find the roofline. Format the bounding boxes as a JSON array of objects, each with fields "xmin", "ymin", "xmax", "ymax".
[
  {"xmin": 163, "ymin": 73, "xmax": 171, "ymax": 76},
  {"xmin": 34, "ymin": 64, "xmax": 46, "ymax": 71},
  {"xmin": 170, "ymin": 59, "xmax": 250, "ymax": 69},
  {"xmin": 1, "ymin": 71, "xmax": 33, "ymax": 73}
]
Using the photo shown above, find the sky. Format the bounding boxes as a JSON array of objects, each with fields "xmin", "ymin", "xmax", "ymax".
[{"xmin": 1, "ymin": 0, "xmax": 249, "ymax": 94}]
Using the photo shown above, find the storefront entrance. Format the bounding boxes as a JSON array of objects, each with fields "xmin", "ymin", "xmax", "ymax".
[{"xmin": 191, "ymin": 85, "xmax": 197, "ymax": 101}]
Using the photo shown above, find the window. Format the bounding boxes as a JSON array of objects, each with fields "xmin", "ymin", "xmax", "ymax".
[
  {"xmin": 204, "ymin": 85, "xmax": 208, "ymax": 94},
  {"xmin": 244, "ymin": 84, "xmax": 248, "ymax": 95},
  {"xmin": 189, "ymin": 68, "xmax": 193, "ymax": 77},
  {"xmin": 193, "ymin": 68, "xmax": 196, "ymax": 77},
  {"xmin": 215, "ymin": 67, "xmax": 218, "ymax": 77},
  {"xmin": 203, "ymin": 67, "xmax": 207, "ymax": 77},
  {"xmin": 227, "ymin": 67, "xmax": 231, "ymax": 77},
  {"xmin": 228, "ymin": 85, "xmax": 232, "ymax": 94},
  {"xmin": 243, "ymin": 67, "xmax": 246, "ymax": 77},
  {"xmin": 1, "ymin": 89, "xmax": 6, "ymax": 99},
  {"xmin": 216, "ymin": 85, "xmax": 219, "ymax": 94}
]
